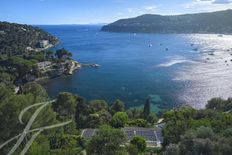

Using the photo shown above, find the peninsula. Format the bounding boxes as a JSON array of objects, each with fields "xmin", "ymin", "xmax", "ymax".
[
  {"xmin": 0, "ymin": 22, "xmax": 82, "ymax": 89},
  {"xmin": 101, "ymin": 9, "xmax": 232, "ymax": 34}
]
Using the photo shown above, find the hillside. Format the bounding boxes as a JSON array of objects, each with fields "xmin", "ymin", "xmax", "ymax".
[
  {"xmin": 0, "ymin": 22, "xmax": 58, "ymax": 55},
  {"xmin": 101, "ymin": 10, "xmax": 232, "ymax": 34},
  {"xmin": 0, "ymin": 22, "xmax": 78, "ymax": 87}
]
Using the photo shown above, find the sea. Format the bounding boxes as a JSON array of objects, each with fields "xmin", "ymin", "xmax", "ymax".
[{"xmin": 38, "ymin": 25, "xmax": 232, "ymax": 112}]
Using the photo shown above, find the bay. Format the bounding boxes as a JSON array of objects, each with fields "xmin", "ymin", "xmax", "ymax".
[{"xmin": 38, "ymin": 25, "xmax": 232, "ymax": 112}]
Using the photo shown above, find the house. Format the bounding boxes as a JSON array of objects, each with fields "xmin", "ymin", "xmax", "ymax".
[
  {"xmin": 38, "ymin": 40, "xmax": 49, "ymax": 48},
  {"xmin": 81, "ymin": 127, "xmax": 163, "ymax": 148},
  {"xmin": 0, "ymin": 30, "xmax": 5, "ymax": 35},
  {"xmin": 37, "ymin": 61, "xmax": 52, "ymax": 70}
]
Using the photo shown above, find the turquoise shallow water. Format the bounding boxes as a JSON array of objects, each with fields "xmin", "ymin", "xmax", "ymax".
[{"xmin": 38, "ymin": 25, "xmax": 232, "ymax": 112}]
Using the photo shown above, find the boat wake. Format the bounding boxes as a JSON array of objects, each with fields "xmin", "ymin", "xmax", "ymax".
[{"xmin": 157, "ymin": 59, "xmax": 189, "ymax": 67}]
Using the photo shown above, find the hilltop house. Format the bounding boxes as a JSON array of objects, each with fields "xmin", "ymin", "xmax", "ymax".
[{"xmin": 38, "ymin": 40, "xmax": 49, "ymax": 48}]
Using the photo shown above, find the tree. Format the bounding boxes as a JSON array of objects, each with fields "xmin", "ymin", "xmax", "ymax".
[
  {"xmin": 0, "ymin": 72, "xmax": 15, "ymax": 86},
  {"xmin": 206, "ymin": 98, "xmax": 232, "ymax": 112},
  {"xmin": 143, "ymin": 98, "xmax": 150, "ymax": 119},
  {"xmin": 85, "ymin": 110, "xmax": 112, "ymax": 128},
  {"xmin": 127, "ymin": 119, "xmax": 148, "ymax": 127},
  {"xmin": 98, "ymin": 110, "xmax": 112, "ymax": 126},
  {"xmin": 89, "ymin": 100, "xmax": 108, "ymax": 113},
  {"xmin": 163, "ymin": 126, "xmax": 232, "ymax": 155},
  {"xmin": 55, "ymin": 48, "xmax": 72, "ymax": 60},
  {"xmin": 163, "ymin": 144, "xmax": 180, "ymax": 155},
  {"xmin": 130, "ymin": 136, "xmax": 146, "ymax": 153},
  {"xmin": 21, "ymin": 82, "xmax": 48, "ymax": 101},
  {"xmin": 206, "ymin": 98, "xmax": 225, "ymax": 111},
  {"xmin": 110, "ymin": 99, "xmax": 125, "ymax": 115},
  {"xmin": 45, "ymin": 50, "xmax": 54, "ymax": 59},
  {"xmin": 162, "ymin": 107, "xmax": 196, "ymax": 146},
  {"xmin": 86, "ymin": 114, "xmax": 101, "ymax": 128},
  {"xmin": 8, "ymin": 56, "xmax": 36, "ymax": 78},
  {"xmin": 0, "ymin": 93, "xmax": 56, "ymax": 154},
  {"xmin": 75, "ymin": 97, "xmax": 89, "ymax": 129},
  {"xmin": 127, "ymin": 144, "xmax": 139, "ymax": 155},
  {"xmin": 0, "ymin": 85, "xmax": 13, "ymax": 100},
  {"xmin": 86, "ymin": 125, "xmax": 126, "ymax": 155},
  {"xmin": 53, "ymin": 92, "xmax": 77, "ymax": 118},
  {"xmin": 146, "ymin": 113, "xmax": 158, "ymax": 124},
  {"xmin": 28, "ymin": 135, "xmax": 51, "ymax": 155},
  {"xmin": 111, "ymin": 112, "xmax": 128, "ymax": 128},
  {"xmin": 126, "ymin": 108, "xmax": 143, "ymax": 119}
]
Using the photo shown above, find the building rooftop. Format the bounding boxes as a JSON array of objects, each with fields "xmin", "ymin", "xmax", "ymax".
[{"xmin": 81, "ymin": 127, "xmax": 163, "ymax": 148}]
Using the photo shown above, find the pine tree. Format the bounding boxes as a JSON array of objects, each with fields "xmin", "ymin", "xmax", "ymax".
[{"xmin": 143, "ymin": 98, "xmax": 150, "ymax": 119}]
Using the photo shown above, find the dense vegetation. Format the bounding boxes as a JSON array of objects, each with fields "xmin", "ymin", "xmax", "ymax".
[
  {"xmin": 1, "ymin": 82, "xmax": 232, "ymax": 155},
  {"xmin": 0, "ymin": 83, "xmax": 158, "ymax": 155},
  {"xmin": 0, "ymin": 22, "xmax": 73, "ymax": 87},
  {"xmin": 162, "ymin": 98, "xmax": 232, "ymax": 155},
  {"xmin": 101, "ymin": 10, "xmax": 232, "ymax": 34},
  {"xmin": 0, "ymin": 22, "xmax": 58, "ymax": 55},
  {"xmin": 0, "ymin": 48, "xmax": 73, "ymax": 89}
]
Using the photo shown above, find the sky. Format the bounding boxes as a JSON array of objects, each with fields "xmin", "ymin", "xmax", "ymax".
[{"xmin": 1, "ymin": 0, "xmax": 232, "ymax": 24}]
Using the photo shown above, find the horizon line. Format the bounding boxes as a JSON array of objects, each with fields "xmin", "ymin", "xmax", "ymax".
[{"xmin": 1, "ymin": 9, "xmax": 231, "ymax": 26}]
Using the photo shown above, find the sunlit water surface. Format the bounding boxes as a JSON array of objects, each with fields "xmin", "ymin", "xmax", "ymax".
[{"xmin": 38, "ymin": 25, "xmax": 232, "ymax": 112}]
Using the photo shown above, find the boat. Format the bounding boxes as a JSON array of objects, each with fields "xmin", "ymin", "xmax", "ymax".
[
  {"xmin": 208, "ymin": 53, "xmax": 214, "ymax": 56},
  {"xmin": 92, "ymin": 64, "xmax": 100, "ymax": 68},
  {"xmin": 193, "ymin": 48, "xmax": 198, "ymax": 51}
]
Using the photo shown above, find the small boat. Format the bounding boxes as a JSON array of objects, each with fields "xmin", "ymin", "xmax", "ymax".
[
  {"xmin": 92, "ymin": 64, "xmax": 100, "ymax": 68},
  {"xmin": 208, "ymin": 53, "xmax": 214, "ymax": 56},
  {"xmin": 149, "ymin": 44, "xmax": 153, "ymax": 47},
  {"xmin": 165, "ymin": 47, "xmax": 169, "ymax": 51},
  {"xmin": 193, "ymin": 48, "xmax": 198, "ymax": 51}
]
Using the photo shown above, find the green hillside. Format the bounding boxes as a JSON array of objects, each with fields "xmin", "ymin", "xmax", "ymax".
[
  {"xmin": 101, "ymin": 10, "xmax": 232, "ymax": 34},
  {"xmin": 0, "ymin": 22, "xmax": 58, "ymax": 55}
]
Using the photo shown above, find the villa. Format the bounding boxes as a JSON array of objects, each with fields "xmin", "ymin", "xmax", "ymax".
[
  {"xmin": 81, "ymin": 127, "xmax": 164, "ymax": 148},
  {"xmin": 38, "ymin": 40, "xmax": 49, "ymax": 48},
  {"xmin": 37, "ymin": 61, "xmax": 52, "ymax": 70}
]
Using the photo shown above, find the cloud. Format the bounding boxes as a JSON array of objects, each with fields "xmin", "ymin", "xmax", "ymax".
[
  {"xmin": 127, "ymin": 8, "xmax": 133, "ymax": 13},
  {"xmin": 183, "ymin": 0, "xmax": 232, "ymax": 11},
  {"xmin": 144, "ymin": 6, "xmax": 157, "ymax": 11},
  {"xmin": 126, "ymin": 5, "xmax": 159, "ymax": 15},
  {"xmin": 213, "ymin": 0, "xmax": 232, "ymax": 4},
  {"xmin": 117, "ymin": 12, "xmax": 124, "ymax": 16},
  {"xmin": 193, "ymin": 0, "xmax": 232, "ymax": 4}
]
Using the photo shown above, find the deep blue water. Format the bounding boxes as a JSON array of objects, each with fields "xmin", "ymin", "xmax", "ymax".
[{"xmin": 38, "ymin": 25, "xmax": 232, "ymax": 112}]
